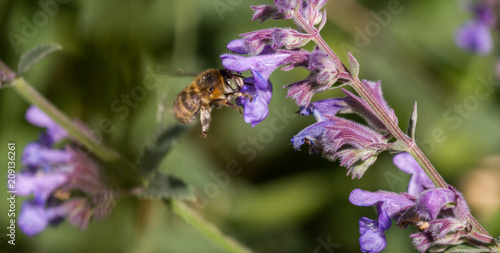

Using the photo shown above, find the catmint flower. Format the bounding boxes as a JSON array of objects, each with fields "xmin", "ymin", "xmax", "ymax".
[
  {"xmin": 341, "ymin": 80, "xmax": 398, "ymax": 134},
  {"xmin": 221, "ymin": 53, "xmax": 291, "ymax": 81},
  {"xmin": 300, "ymin": 0, "xmax": 328, "ymax": 26},
  {"xmin": 251, "ymin": 5, "xmax": 282, "ymax": 23},
  {"xmin": 221, "ymin": 51, "xmax": 295, "ymax": 126},
  {"xmin": 292, "ymin": 80, "xmax": 396, "ymax": 178},
  {"xmin": 292, "ymin": 115, "xmax": 390, "ymax": 179},
  {"xmin": 274, "ymin": 0, "xmax": 300, "ymax": 19},
  {"xmin": 393, "ymin": 152, "xmax": 434, "ymax": 196},
  {"xmin": 222, "ymin": 0, "xmax": 348, "ymax": 126},
  {"xmin": 232, "ymin": 28, "xmax": 312, "ymax": 56},
  {"xmin": 237, "ymin": 69, "xmax": 273, "ymax": 127},
  {"xmin": 350, "ymin": 153, "xmax": 495, "ymax": 252},
  {"xmin": 17, "ymin": 106, "xmax": 118, "ymax": 236},
  {"xmin": 455, "ymin": 1, "xmax": 495, "ymax": 55},
  {"xmin": 26, "ymin": 106, "xmax": 67, "ymax": 143},
  {"xmin": 285, "ymin": 47, "xmax": 347, "ymax": 107}
]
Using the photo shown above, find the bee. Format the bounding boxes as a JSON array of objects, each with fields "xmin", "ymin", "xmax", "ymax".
[{"xmin": 174, "ymin": 68, "xmax": 248, "ymax": 138}]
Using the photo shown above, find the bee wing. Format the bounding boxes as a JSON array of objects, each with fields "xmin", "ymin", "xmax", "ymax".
[{"xmin": 155, "ymin": 66, "xmax": 199, "ymax": 77}]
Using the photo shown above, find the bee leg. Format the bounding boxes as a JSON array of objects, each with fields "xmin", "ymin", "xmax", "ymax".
[
  {"xmin": 231, "ymin": 92, "xmax": 254, "ymax": 102},
  {"xmin": 200, "ymin": 105, "xmax": 212, "ymax": 138},
  {"xmin": 215, "ymin": 99, "xmax": 244, "ymax": 115}
]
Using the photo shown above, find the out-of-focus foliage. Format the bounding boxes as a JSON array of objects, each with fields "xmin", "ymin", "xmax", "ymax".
[{"xmin": 1, "ymin": 0, "xmax": 499, "ymax": 252}]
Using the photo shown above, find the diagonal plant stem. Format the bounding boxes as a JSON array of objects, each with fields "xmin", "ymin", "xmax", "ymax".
[
  {"xmin": 293, "ymin": 9, "xmax": 493, "ymax": 241},
  {"xmin": 169, "ymin": 199, "xmax": 253, "ymax": 253}
]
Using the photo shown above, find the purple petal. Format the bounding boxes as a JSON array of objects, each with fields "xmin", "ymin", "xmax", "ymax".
[
  {"xmin": 471, "ymin": 3, "xmax": 495, "ymax": 26},
  {"xmin": 393, "ymin": 153, "xmax": 434, "ymax": 196},
  {"xmin": 284, "ymin": 80, "xmax": 315, "ymax": 107},
  {"xmin": 239, "ymin": 70, "xmax": 273, "ymax": 127},
  {"xmin": 415, "ymin": 188, "xmax": 456, "ymax": 220},
  {"xmin": 455, "ymin": 21, "xmax": 492, "ymax": 55},
  {"xmin": 18, "ymin": 202, "xmax": 49, "ymax": 236},
  {"xmin": 251, "ymin": 5, "xmax": 281, "ymax": 23},
  {"xmin": 349, "ymin": 189, "xmax": 414, "ymax": 218},
  {"xmin": 274, "ymin": 0, "xmax": 299, "ymax": 19},
  {"xmin": 376, "ymin": 205, "xmax": 392, "ymax": 231},
  {"xmin": 221, "ymin": 53, "xmax": 290, "ymax": 80},
  {"xmin": 341, "ymin": 86, "xmax": 396, "ymax": 133},
  {"xmin": 17, "ymin": 172, "xmax": 68, "ymax": 203},
  {"xmin": 22, "ymin": 142, "xmax": 72, "ymax": 167},
  {"xmin": 362, "ymin": 80, "xmax": 397, "ymax": 124},
  {"xmin": 26, "ymin": 106, "xmax": 67, "ymax": 142},
  {"xmin": 358, "ymin": 217, "xmax": 387, "ymax": 253},
  {"xmin": 227, "ymin": 39, "xmax": 249, "ymax": 54},
  {"xmin": 291, "ymin": 121, "xmax": 334, "ymax": 149},
  {"xmin": 300, "ymin": 98, "xmax": 348, "ymax": 122}
]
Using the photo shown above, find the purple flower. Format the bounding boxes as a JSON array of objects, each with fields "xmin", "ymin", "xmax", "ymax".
[
  {"xmin": 300, "ymin": 0, "xmax": 328, "ymax": 26},
  {"xmin": 455, "ymin": 1, "xmax": 495, "ymax": 55},
  {"xmin": 292, "ymin": 84, "xmax": 396, "ymax": 178},
  {"xmin": 251, "ymin": 5, "xmax": 282, "ymax": 23},
  {"xmin": 393, "ymin": 153, "xmax": 434, "ymax": 196},
  {"xmin": 26, "ymin": 106, "xmax": 67, "ymax": 143},
  {"xmin": 221, "ymin": 53, "xmax": 291, "ymax": 80},
  {"xmin": 350, "ymin": 152, "xmax": 493, "ymax": 252},
  {"xmin": 17, "ymin": 172, "xmax": 68, "ymax": 204},
  {"xmin": 17, "ymin": 106, "xmax": 117, "ymax": 236},
  {"xmin": 358, "ymin": 217, "xmax": 387, "ymax": 253},
  {"xmin": 298, "ymin": 98, "xmax": 348, "ymax": 121},
  {"xmin": 351, "ymin": 190, "xmax": 413, "ymax": 252},
  {"xmin": 292, "ymin": 115, "xmax": 390, "ymax": 179},
  {"xmin": 221, "ymin": 51, "xmax": 294, "ymax": 126},
  {"xmin": 455, "ymin": 21, "xmax": 492, "ymax": 55},
  {"xmin": 237, "ymin": 70, "xmax": 273, "ymax": 127},
  {"xmin": 274, "ymin": 0, "xmax": 300, "ymax": 19},
  {"xmin": 285, "ymin": 47, "xmax": 351, "ymax": 107},
  {"xmin": 342, "ymin": 80, "xmax": 397, "ymax": 133}
]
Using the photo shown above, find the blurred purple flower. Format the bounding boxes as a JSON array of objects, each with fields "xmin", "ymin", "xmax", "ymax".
[
  {"xmin": 17, "ymin": 106, "xmax": 117, "ymax": 236},
  {"xmin": 26, "ymin": 106, "xmax": 67, "ymax": 143},
  {"xmin": 455, "ymin": 21, "xmax": 492, "ymax": 55},
  {"xmin": 455, "ymin": 1, "xmax": 495, "ymax": 55}
]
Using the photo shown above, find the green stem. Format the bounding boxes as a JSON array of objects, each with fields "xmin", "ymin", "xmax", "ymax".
[
  {"xmin": 293, "ymin": 10, "xmax": 493, "ymax": 241},
  {"xmin": 169, "ymin": 199, "xmax": 253, "ymax": 253},
  {"xmin": 11, "ymin": 77, "xmax": 144, "ymax": 186}
]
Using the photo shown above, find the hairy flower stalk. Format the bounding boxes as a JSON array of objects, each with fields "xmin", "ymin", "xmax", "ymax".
[{"xmin": 222, "ymin": 0, "xmax": 497, "ymax": 251}]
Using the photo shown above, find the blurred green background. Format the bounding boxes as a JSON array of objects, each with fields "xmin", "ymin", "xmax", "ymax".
[{"xmin": 1, "ymin": 0, "xmax": 500, "ymax": 252}]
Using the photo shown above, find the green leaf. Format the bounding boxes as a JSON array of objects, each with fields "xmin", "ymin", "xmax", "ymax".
[
  {"xmin": 17, "ymin": 43, "xmax": 62, "ymax": 75},
  {"xmin": 138, "ymin": 124, "xmax": 189, "ymax": 176},
  {"xmin": 136, "ymin": 171, "xmax": 193, "ymax": 200},
  {"xmin": 348, "ymin": 52, "xmax": 360, "ymax": 78},
  {"xmin": 406, "ymin": 101, "xmax": 418, "ymax": 140}
]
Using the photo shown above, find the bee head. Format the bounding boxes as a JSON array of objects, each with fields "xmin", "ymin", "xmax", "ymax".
[{"xmin": 220, "ymin": 69, "xmax": 244, "ymax": 91}]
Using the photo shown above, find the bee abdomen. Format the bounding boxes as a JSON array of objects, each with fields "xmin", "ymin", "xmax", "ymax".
[{"xmin": 174, "ymin": 90, "xmax": 201, "ymax": 124}]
